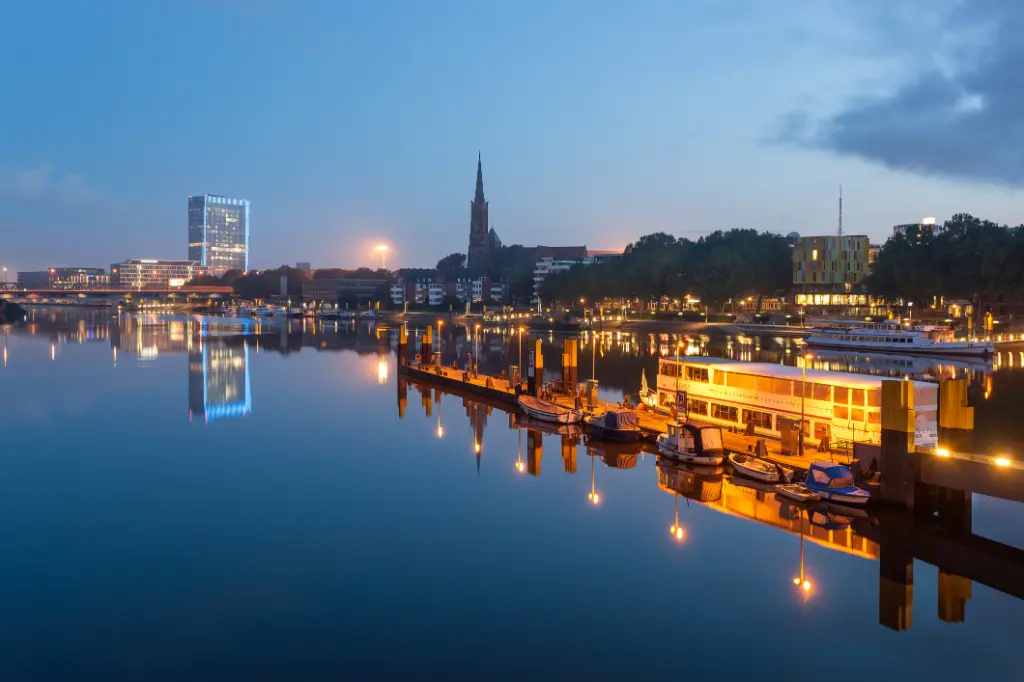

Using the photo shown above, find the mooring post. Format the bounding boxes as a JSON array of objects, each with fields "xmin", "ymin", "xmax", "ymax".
[
  {"xmin": 562, "ymin": 436, "xmax": 577, "ymax": 473},
  {"xmin": 421, "ymin": 325, "xmax": 432, "ymax": 366},
  {"xmin": 527, "ymin": 429, "xmax": 543, "ymax": 476},
  {"xmin": 562, "ymin": 339, "xmax": 578, "ymax": 394},
  {"xmin": 879, "ymin": 379, "xmax": 917, "ymax": 509},
  {"xmin": 529, "ymin": 339, "xmax": 544, "ymax": 397},
  {"xmin": 397, "ymin": 379, "xmax": 407, "ymax": 419},
  {"xmin": 397, "ymin": 324, "xmax": 408, "ymax": 364},
  {"xmin": 935, "ymin": 378, "xmax": 974, "ymax": 623},
  {"xmin": 878, "ymin": 510, "xmax": 914, "ymax": 631}
]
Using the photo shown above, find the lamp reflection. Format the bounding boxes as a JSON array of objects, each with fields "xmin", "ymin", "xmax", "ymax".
[
  {"xmin": 588, "ymin": 451, "xmax": 601, "ymax": 505},
  {"xmin": 377, "ymin": 355, "xmax": 389, "ymax": 384},
  {"xmin": 794, "ymin": 508, "xmax": 813, "ymax": 599},
  {"xmin": 516, "ymin": 428, "xmax": 525, "ymax": 473},
  {"xmin": 669, "ymin": 493, "xmax": 685, "ymax": 542}
]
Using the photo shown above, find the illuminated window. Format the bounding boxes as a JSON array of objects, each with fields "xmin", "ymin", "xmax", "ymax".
[{"xmin": 812, "ymin": 249, "xmax": 818, "ymax": 260}]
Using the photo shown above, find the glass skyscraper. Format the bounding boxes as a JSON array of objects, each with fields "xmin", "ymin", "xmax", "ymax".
[{"xmin": 188, "ymin": 194, "xmax": 250, "ymax": 275}]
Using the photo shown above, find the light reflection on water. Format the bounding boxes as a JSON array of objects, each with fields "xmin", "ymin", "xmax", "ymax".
[{"xmin": 0, "ymin": 308, "xmax": 1022, "ymax": 680}]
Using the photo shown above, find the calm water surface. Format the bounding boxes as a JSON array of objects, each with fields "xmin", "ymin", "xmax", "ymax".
[{"xmin": 1, "ymin": 309, "xmax": 1022, "ymax": 680}]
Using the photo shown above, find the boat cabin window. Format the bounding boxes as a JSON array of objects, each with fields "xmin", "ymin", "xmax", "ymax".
[
  {"xmin": 851, "ymin": 408, "xmax": 864, "ymax": 422},
  {"xmin": 687, "ymin": 398, "xmax": 709, "ymax": 416},
  {"xmin": 867, "ymin": 389, "xmax": 881, "ymax": 407},
  {"xmin": 834, "ymin": 386, "xmax": 849, "ymax": 405},
  {"xmin": 659, "ymin": 361, "xmax": 681, "ymax": 378},
  {"xmin": 835, "ymin": 406, "xmax": 849, "ymax": 420},
  {"xmin": 802, "ymin": 382, "xmax": 832, "ymax": 401},
  {"xmin": 829, "ymin": 475, "xmax": 855, "ymax": 489},
  {"xmin": 713, "ymin": 370, "xmax": 726, "ymax": 386},
  {"xmin": 742, "ymin": 409, "xmax": 772, "ymax": 429},
  {"xmin": 850, "ymin": 388, "xmax": 864, "ymax": 406},
  {"xmin": 711, "ymin": 403, "xmax": 738, "ymax": 422},
  {"xmin": 726, "ymin": 373, "xmax": 755, "ymax": 391},
  {"xmin": 685, "ymin": 366, "xmax": 709, "ymax": 382}
]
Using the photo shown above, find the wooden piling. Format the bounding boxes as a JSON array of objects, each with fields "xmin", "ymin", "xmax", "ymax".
[
  {"xmin": 528, "ymin": 339, "xmax": 543, "ymax": 397},
  {"xmin": 879, "ymin": 380, "xmax": 917, "ymax": 509},
  {"xmin": 562, "ymin": 437, "xmax": 577, "ymax": 473},
  {"xmin": 421, "ymin": 325, "xmax": 432, "ymax": 365},
  {"xmin": 527, "ymin": 429, "xmax": 542, "ymax": 476}
]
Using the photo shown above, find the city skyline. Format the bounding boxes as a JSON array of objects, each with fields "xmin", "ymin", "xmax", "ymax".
[{"xmin": 3, "ymin": 1, "xmax": 1024, "ymax": 274}]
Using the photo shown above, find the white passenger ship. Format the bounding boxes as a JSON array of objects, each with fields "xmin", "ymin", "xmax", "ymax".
[
  {"xmin": 806, "ymin": 320, "xmax": 993, "ymax": 356},
  {"xmin": 654, "ymin": 357, "xmax": 938, "ymax": 447}
]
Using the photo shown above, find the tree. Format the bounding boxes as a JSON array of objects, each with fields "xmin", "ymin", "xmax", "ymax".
[{"xmin": 436, "ymin": 253, "xmax": 468, "ymax": 280}]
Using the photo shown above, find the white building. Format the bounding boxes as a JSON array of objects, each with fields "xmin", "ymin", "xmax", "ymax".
[
  {"xmin": 112, "ymin": 259, "xmax": 205, "ymax": 289},
  {"xmin": 532, "ymin": 250, "xmax": 623, "ymax": 305}
]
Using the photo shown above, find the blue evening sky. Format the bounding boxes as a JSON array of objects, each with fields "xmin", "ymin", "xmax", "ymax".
[{"xmin": 1, "ymin": 0, "xmax": 1021, "ymax": 272}]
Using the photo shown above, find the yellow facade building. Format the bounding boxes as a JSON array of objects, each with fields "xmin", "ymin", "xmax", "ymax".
[{"xmin": 793, "ymin": 235, "xmax": 871, "ymax": 288}]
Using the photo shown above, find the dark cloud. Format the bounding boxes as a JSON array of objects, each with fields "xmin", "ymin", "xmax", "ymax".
[{"xmin": 781, "ymin": 0, "xmax": 1024, "ymax": 185}]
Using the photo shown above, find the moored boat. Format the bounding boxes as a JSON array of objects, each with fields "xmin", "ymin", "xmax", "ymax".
[
  {"xmin": 656, "ymin": 422, "xmax": 725, "ymax": 466},
  {"xmin": 518, "ymin": 395, "xmax": 584, "ymax": 424},
  {"xmin": 728, "ymin": 453, "xmax": 780, "ymax": 483},
  {"xmin": 774, "ymin": 483, "xmax": 821, "ymax": 504},
  {"xmin": 584, "ymin": 409, "xmax": 641, "ymax": 442},
  {"xmin": 803, "ymin": 461, "xmax": 872, "ymax": 505},
  {"xmin": 806, "ymin": 319, "xmax": 993, "ymax": 356},
  {"xmin": 639, "ymin": 369, "xmax": 659, "ymax": 410}
]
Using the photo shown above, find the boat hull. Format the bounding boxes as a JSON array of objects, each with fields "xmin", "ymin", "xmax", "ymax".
[
  {"xmin": 806, "ymin": 338, "xmax": 993, "ymax": 356},
  {"xmin": 774, "ymin": 484, "xmax": 820, "ymax": 503},
  {"xmin": 728, "ymin": 454, "xmax": 780, "ymax": 483},
  {"xmin": 811, "ymin": 489, "xmax": 870, "ymax": 505},
  {"xmin": 656, "ymin": 436, "xmax": 724, "ymax": 465},
  {"xmin": 519, "ymin": 399, "xmax": 583, "ymax": 425},
  {"xmin": 584, "ymin": 420, "xmax": 641, "ymax": 442}
]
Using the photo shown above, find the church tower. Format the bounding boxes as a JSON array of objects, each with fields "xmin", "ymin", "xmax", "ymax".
[{"xmin": 467, "ymin": 152, "xmax": 490, "ymax": 272}]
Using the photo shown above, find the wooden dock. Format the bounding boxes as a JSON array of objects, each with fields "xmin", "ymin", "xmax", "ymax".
[{"xmin": 399, "ymin": 360, "xmax": 852, "ymax": 473}]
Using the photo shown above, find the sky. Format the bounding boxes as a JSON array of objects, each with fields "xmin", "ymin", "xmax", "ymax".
[{"xmin": 2, "ymin": 0, "xmax": 1024, "ymax": 274}]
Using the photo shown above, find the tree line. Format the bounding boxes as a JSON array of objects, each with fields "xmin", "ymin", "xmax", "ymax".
[
  {"xmin": 866, "ymin": 213, "xmax": 1024, "ymax": 309},
  {"xmin": 538, "ymin": 229, "xmax": 793, "ymax": 308},
  {"xmin": 190, "ymin": 266, "xmax": 391, "ymax": 300}
]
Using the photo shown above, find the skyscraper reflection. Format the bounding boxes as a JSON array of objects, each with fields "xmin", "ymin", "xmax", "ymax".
[{"xmin": 188, "ymin": 338, "xmax": 252, "ymax": 423}]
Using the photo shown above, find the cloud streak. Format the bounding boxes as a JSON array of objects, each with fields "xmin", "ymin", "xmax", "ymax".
[
  {"xmin": 778, "ymin": 0, "xmax": 1024, "ymax": 186},
  {"xmin": 0, "ymin": 163, "xmax": 122, "ymax": 209}
]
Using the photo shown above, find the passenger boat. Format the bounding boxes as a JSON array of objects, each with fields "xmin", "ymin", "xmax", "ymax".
[
  {"xmin": 728, "ymin": 453, "xmax": 780, "ymax": 483},
  {"xmin": 639, "ymin": 369, "xmax": 659, "ymax": 410},
  {"xmin": 806, "ymin": 319, "xmax": 993, "ymax": 356},
  {"xmin": 655, "ymin": 357, "xmax": 939, "ymax": 447},
  {"xmin": 584, "ymin": 409, "xmax": 641, "ymax": 442},
  {"xmin": 517, "ymin": 395, "xmax": 584, "ymax": 424},
  {"xmin": 774, "ymin": 483, "xmax": 820, "ymax": 503},
  {"xmin": 803, "ymin": 461, "xmax": 871, "ymax": 506},
  {"xmin": 656, "ymin": 422, "xmax": 725, "ymax": 466},
  {"xmin": 254, "ymin": 306, "xmax": 275, "ymax": 318}
]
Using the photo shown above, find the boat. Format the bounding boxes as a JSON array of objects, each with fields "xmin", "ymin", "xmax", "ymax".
[
  {"xmin": 656, "ymin": 422, "xmax": 725, "ymax": 466},
  {"xmin": 517, "ymin": 395, "xmax": 584, "ymax": 424},
  {"xmin": 728, "ymin": 453, "xmax": 780, "ymax": 483},
  {"xmin": 254, "ymin": 306, "xmax": 275, "ymax": 318},
  {"xmin": 806, "ymin": 319, "xmax": 993, "ymax": 356},
  {"xmin": 286, "ymin": 308, "xmax": 304, "ymax": 318},
  {"xmin": 584, "ymin": 409, "xmax": 641, "ymax": 441},
  {"xmin": 774, "ymin": 483, "xmax": 821, "ymax": 503},
  {"xmin": 803, "ymin": 461, "xmax": 872, "ymax": 506},
  {"xmin": 639, "ymin": 369, "xmax": 659, "ymax": 410},
  {"xmin": 654, "ymin": 356, "xmax": 940, "ymax": 447}
]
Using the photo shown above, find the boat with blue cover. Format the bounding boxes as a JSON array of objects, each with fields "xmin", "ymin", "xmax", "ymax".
[{"xmin": 803, "ymin": 461, "xmax": 871, "ymax": 506}]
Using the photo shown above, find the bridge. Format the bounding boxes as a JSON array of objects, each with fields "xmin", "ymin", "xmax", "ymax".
[{"xmin": 0, "ymin": 286, "xmax": 235, "ymax": 301}]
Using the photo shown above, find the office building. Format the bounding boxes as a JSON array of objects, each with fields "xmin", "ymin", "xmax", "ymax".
[
  {"xmin": 893, "ymin": 217, "xmax": 939, "ymax": 241},
  {"xmin": 188, "ymin": 194, "xmax": 250, "ymax": 275},
  {"xmin": 17, "ymin": 267, "xmax": 109, "ymax": 290},
  {"xmin": 792, "ymin": 235, "xmax": 871, "ymax": 289},
  {"xmin": 112, "ymin": 259, "xmax": 204, "ymax": 289}
]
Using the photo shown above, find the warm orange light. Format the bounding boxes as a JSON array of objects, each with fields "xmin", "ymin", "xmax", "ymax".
[
  {"xmin": 474, "ymin": 442, "xmax": 481, "ymax": 454},
  {"xmin": 804, "ymin": 353, "xmax": 813, "ymax": 360},
  {"xmin": 802, "ymin": 581, "xmax": 812, "ymax": 592},
  {"xmin": 669, "ymin": 525, "xmax": 684, "ymax": 541},
  {"xmin": 994, "ymin": 457, "xmax": 1011, "ymax": 468},
  {"xmin": 935, "ymin": 448, "xmax": 950, "ymax": 457},
  {"xmin": 375, "ymin": 244, "xmax": 389, "ymax": 253},
  {"xmin": 436, "ymin": 425, "xmax": 444, "ymax": 438},
  {"xmin": 793, "ymin": 577, "xmax": 801, "ymax": 585},
  {"xmin": 515, "ymin": 461, "xmax": 525, "ymax": 473},
  {"xmin": 588, "ymin": 492, "xmax": 600, "ymax": 505}
]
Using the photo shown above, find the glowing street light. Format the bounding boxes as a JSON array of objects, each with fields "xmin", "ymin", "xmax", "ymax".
[{"xmin": 375, "ymin": 244, "xmax": 390, "ymax": 270}]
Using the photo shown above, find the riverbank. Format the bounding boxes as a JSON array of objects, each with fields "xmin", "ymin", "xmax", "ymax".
[{"xmin": 0, "ymin": 300, "xmax": 27, "ymax": 323}]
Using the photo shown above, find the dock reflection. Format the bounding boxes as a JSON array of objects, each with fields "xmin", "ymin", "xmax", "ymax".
[{"xmin": 400, "ymin": 375, "xmax": 1024, "ymax": 632}]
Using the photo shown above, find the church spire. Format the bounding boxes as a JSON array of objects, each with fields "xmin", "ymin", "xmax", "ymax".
[{"xmin": 474, "ymin": 151, "xmax": 485, "ymax": 203}]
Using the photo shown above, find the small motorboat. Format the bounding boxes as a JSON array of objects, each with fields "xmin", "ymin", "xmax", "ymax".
[
  {"xmin": 803, "ymin": 461, "xmax": 872, "ymax": 506},
  {"xmin": 518, "ymin": 395, "xmax": 584, "ymax": 425},
  {"xmin": 774, "ymin": 483, "xmax": 821, "ymax": 504},
  {"xmin": 584, "ymin": 409, "xmax": 641, "ymax": 442},
  {"xmin": 728, "ymin": 453, "xmax": 780, "ymax": 483},
  {"xmin": 639, "ymin": 369, "xmax": 658, "ymax": 410},
  {"xmin": 656, "ymin": 422, "xmax": 725, "ymax": 466},
  {"xmin": 519, "ymin": 415, "xmax": 582, "ymax": 438}
]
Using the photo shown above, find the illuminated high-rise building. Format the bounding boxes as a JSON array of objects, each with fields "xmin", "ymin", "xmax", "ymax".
[{"xmin": 188, "ymin": 194, "xmax": 250, "ymax": 275}]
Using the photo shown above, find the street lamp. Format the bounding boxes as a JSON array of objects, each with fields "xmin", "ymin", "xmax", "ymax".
[
  {"xmin": 518, "ymin": 326, "xmax": 525, "ymax": 387},
  {"xmin": 800, "ymin": 353, "xmax": 813, "ymax": 456},
  {"xmin": 375, "ymin": 244, "xmax": 390, "ymax": 270}
]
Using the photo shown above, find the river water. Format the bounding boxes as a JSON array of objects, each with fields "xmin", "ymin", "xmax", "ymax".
[{"xmin": 1, "ymin": 308, "xmax": 1021, "ymax": 680}]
